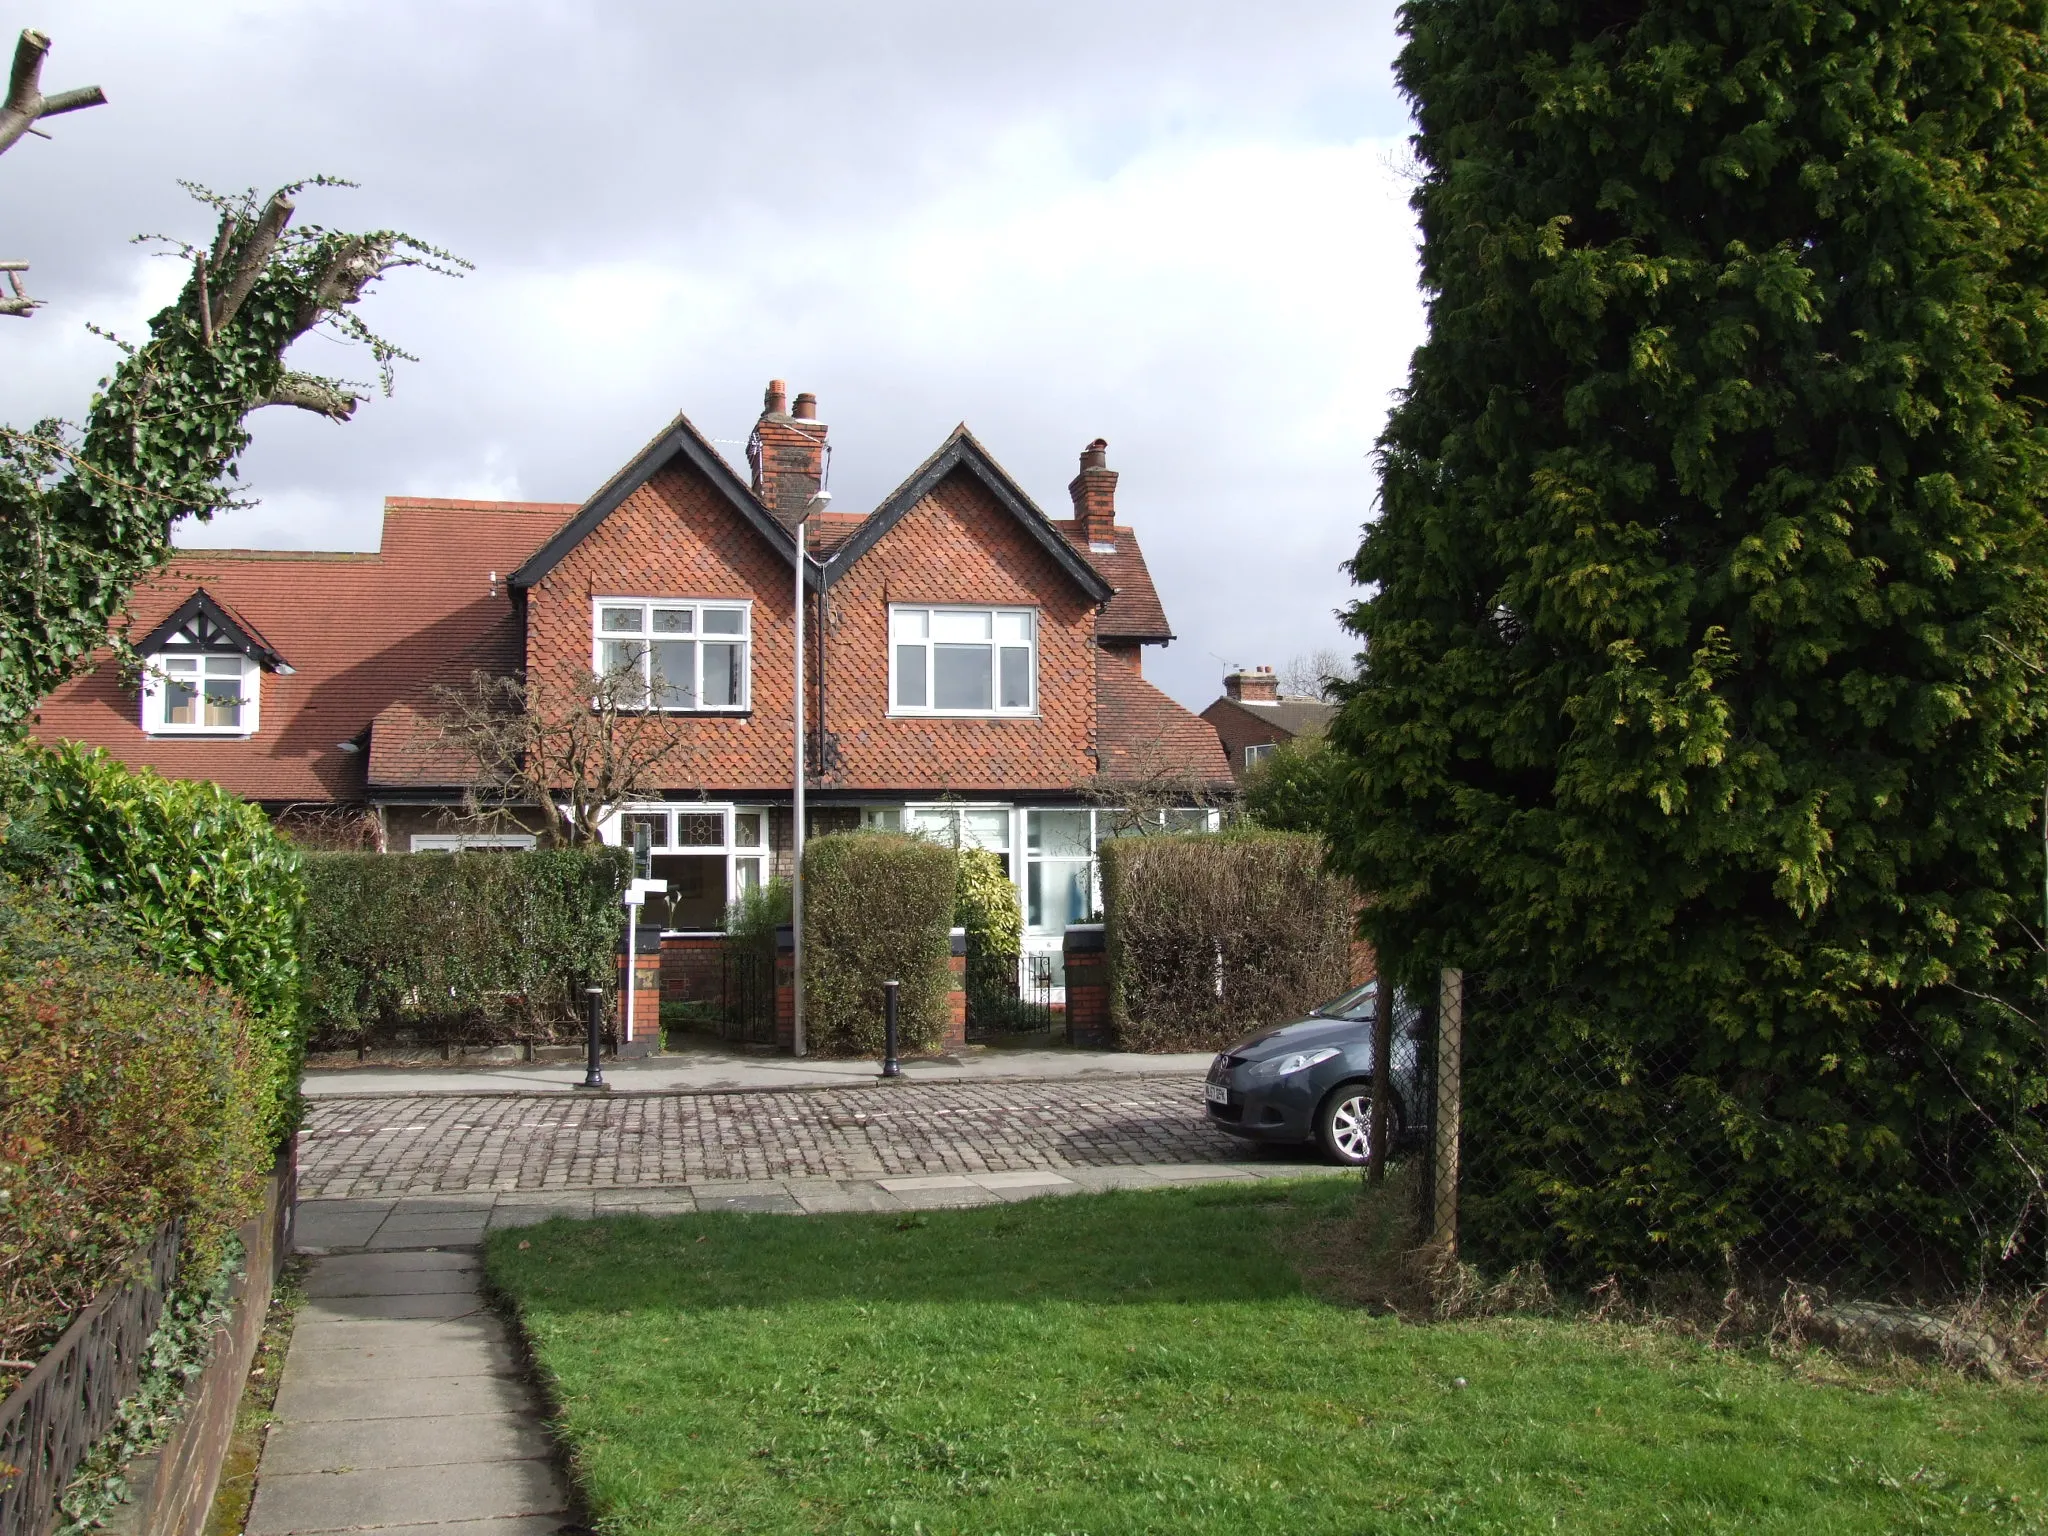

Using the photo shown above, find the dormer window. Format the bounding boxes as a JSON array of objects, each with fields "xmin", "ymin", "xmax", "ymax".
[
  {"xmin": 144, "ymin": 653, "xmax": 259, "ymax": 735},
  {"xmin": 133, "ymin": 588, "xmax": 287, "ymax": 740}
]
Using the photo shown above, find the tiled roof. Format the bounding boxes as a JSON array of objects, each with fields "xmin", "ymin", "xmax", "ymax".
[
  {"xmin": 1096, "ymin": 651, "xmax": 1233, "ymax": 788},
  {"xmin": 1050, "ymin": 520, "xmax": 1174, "ymax": 641},
  {"xmin": 1207, "ymin": 694, "xmax": 1338, "ymax": 738},
  {"xmin": 30, "ymin": 499, "xmax": 570, "ymax": 804}
]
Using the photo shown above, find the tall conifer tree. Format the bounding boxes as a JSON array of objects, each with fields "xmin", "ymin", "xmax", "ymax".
[{"xmin": 1331, "ymin": 0, "xmax": 2048, "ymax": 1277}]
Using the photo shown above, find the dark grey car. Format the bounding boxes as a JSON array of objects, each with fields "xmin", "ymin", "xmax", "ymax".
[{"xmin": 1203, "ymin": 980, "xmax": 1422, "ymax": 1165}]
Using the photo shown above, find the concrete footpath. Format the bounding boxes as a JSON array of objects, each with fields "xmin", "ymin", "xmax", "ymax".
[
  {"xmin": 246, "ymin": 1249, "xmax": 568, "ymax": 1536},
  {"xmin": 302, "ymin": 1041, "xmax": 1216, "ymax": 1098}
]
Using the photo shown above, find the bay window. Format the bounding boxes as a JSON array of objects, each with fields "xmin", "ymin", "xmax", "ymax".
[
  {"xmin": 594, "ymin": 599, "xmax": 750, "ymax": 711},
  {"xmin": 890, "ymin": 606, "xmax": 1036, "ymax": 715}
]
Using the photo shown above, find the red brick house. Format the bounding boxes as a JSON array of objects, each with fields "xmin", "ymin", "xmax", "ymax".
[
  {"xmin": 34, "ymin": 381, "xmax": 1229, "ymax": 972},
  {"xmin": 1200, "ymin": 667, "xmax": 1337, "ymax": 781}
]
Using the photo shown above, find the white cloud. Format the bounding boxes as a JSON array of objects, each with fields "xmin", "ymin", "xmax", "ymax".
[{"xmin": 6, "ymin": 0, "xmax": 1422, "ymax": 711}]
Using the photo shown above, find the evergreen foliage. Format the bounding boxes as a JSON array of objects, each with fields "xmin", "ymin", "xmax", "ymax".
[
  {"xmin": 5, "ymin": 741, "xmax": 307, "ymax": 1144},
  {"xmin": 1241, "ymin": 734, "xmax": 1343, "ymax": 836},
  {"xmin": 299, "ymin": 847, "xmax": 630, "ymax": 1047},
  {"xmin": 1329, "ymin": 0, "xmax": 2048, "ymax": 1280},
  {"xmin": 956, "ymin": 846, "xmax": 1026, "ymax": 1028},
  {"xmin": 801, "ymin": 833, "xmax": 956, "ymax": 1058}
]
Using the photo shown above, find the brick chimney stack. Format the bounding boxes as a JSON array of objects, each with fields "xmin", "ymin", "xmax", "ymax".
[
  {"xmin": 1068, "ymin": 438, "xmax": 1118, "ymax": 550},
  {"xmin": 749, "ymin": 378, "xmax": 828, "ymax": 527},
  {"xmin": 1224, "ymin": 666, "xmax": 1280, "ymax": 705}
]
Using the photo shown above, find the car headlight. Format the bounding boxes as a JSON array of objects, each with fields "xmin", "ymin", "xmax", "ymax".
[{"xmin": 1274, "ymin": 1047, "xmax": 1340, "ymax": 1076}]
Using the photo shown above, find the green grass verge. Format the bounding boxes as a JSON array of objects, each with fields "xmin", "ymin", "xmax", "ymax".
[{"xmin": 486, "ymin": 1179, "xmax": 2048, "ymax": 1535}]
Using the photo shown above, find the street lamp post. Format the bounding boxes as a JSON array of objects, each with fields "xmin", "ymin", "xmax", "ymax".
[{"xmin": 792, "ymin": 490, "xmax": 829, "ymax": 1058}]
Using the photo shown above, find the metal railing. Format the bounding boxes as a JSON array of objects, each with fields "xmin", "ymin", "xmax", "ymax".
[
  {"xmin": 966, "ymin": 952, "xmax": 1060, "ymax": 1040},
  {"xmin": 719, "ymin": 948, "xmax": 778, "ymax": 1045},
  {"xmin": 0, "ymin": 1223, "xmax": 181, "ymax": 1536}
]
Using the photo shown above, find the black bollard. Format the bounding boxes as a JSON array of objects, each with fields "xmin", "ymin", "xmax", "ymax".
[
  {"xmin": 575, "ymin": 984, "xmax": 609, "ymax": 1091},
  {"xmin": 881, "ymin": 978, "xmax": 902, "ymax": 1078}
]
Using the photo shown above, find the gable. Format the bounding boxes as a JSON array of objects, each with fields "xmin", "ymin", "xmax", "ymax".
[
  {"xmin": 825, "ymin": 426, "xmax": 1114, "ymax": 604},
  {"xmin": 509, "ymin": 409, "xmax": 809, "ymax": 592},
  {"xmin": 134, "ymin": 588, "xmax": 292, "ymax": 672}
]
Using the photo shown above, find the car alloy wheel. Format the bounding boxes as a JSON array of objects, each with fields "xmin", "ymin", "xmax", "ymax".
[{"xmin": 1317, "ymin": 1085, "xmax": 1376, "ymax": 1166}]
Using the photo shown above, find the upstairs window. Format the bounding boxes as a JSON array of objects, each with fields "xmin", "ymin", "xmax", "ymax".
[
  {"xmin": 594, "ymin": 599, "xmax": 751, "ymax": 712},
  {"xmin": 890, "ymin": 606, "xmax": 1036, "ymax": 716},
  {"xmin": 1245, "ymin": 742, "xmax": 1277, "ymax": 768},
  {"xmin": 142, "ymin": 653, "xmax": 258, "ymax": 735}
]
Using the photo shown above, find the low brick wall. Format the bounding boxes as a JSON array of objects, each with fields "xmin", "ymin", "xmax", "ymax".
[
  {"xmin": 104, "ymin": 1144, "xmax": 296, "ymax": 1536},
  {"xmin": 616, "ymin": 924, "xmax": 661, "ymax": 1057},
  {"xmin": 1063, "ymin": 924, "xmax": 1110, "ymax": 1048},
  {"xmin": 661, "ymin": 932, "xmax": 727, "ymax": 1004}
]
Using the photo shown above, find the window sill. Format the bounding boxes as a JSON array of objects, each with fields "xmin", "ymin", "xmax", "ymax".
[
  {"xmin": 145, "ymin": 729, "xmax": 256, "ymax": 739},
  {"xmin": 608, "ymin": 709, "xmax": 754, "ymax": 719},
  {"xmin": 887, "ymin": 710, "xmax": 1040, "ymax": 721}
]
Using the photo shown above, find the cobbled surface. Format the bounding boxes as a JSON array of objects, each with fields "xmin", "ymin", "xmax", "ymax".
[{"xmin": 299, "ymin": 1074, "xmax": 1251, "ymax": 1197}]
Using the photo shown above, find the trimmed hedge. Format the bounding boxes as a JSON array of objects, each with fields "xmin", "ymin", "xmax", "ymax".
[
  {"xmin": 0, "ymin": 881, "xmax": 272, "ymax": 1364},
  {"xmin": 1101, "ymin": 830, "xmax": 1355, "ymax": 1052},
  {"xmin": 802, "ymin": 832, "xmax": 955, "ymax": 1057},
  {"xmin": 5, "ymin": 742, "xmax": 306, "ymax": 1143},
  {"xmin": 300, "ymin": 848, "xmax": 631, "ymax": 1045}
]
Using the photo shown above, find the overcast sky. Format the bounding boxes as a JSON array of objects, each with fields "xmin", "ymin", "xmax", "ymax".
[{"xmin": 1, "ymin": 0, "xmax": 1423, "ymax": 712}]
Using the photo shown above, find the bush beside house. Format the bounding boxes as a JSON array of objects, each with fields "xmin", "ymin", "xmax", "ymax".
[
  {"xmin": 300, "ymin": 847, "xmax": 631, "ymax": 1048},
  {"xmin": 0, "ymin": 880, "xmax": 272, "ymax": 1367},
  {"xmin": 802, "ymin": 833, "xmax": 955, "ymax": 1057},
  {"xmin": 1101, "ymin": 831, "xmax": 1353, "ymax": 1052}
]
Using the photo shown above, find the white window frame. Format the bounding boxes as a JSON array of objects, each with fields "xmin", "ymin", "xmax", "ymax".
[
  {"xmin": 140, "ymin": 651, "xmax": 260, "ymax": 737},
  {"xmin": 592, "ymin": 598, "xmax": 752, "ymax": 713},
  {"xmin": 888, "ymin": 605, "xmax": 1038, "ymax": 717},
  {"xmin": 1245, "ymin": 742, "xmax": 1278, "ymax": 768},
  {"xmin": 409, "ymin": 834, "xmax": 538, "ymax": 853},
  {"xmin": 599, "ymin": 802, "xmax": 771, "ymax": 929}
]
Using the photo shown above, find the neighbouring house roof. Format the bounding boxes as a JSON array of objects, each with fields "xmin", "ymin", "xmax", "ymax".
[
  {"xmin": 1097, "ymin": 653, "xmax": 1234, "ymax": 787},
  {"xmin": 1207, "ymin": 694, "xmax": 1339, "ymax": 739},
  {"xmin": 824, "ymin": 426, "xmax": 1115, "ymax": 605},
  {"xmin": 30, "ymin": 498, "xmax": 568, "ymax": 804},
  {"xmin": 509, "ymin": 409, "xmax": 812, "ymax": 591}
]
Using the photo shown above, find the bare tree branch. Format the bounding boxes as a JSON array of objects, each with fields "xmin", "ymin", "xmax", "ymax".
[
  {"xmin": 0, "ymin": 265, "xmax": 35, "ymax": 318},
  {"xmin": 417, "ymin": 662, "xmax": 698, "ymax": 846},
  {"xmin": 0, "ymin": 29, "xmax": 104, "ymax": 159},
  {"xmin": 264, "ymin": 372, "xmax": 360, "ymax": 421},
  {"xmin": 208, "ymin": 192, "xmax": 293, "ymax": 331}
]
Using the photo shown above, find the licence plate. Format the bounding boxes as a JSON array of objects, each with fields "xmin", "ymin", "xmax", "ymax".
[{"xmin": 1204, "ymin": 1083, "xmax": 1230, "ymax": 1106}]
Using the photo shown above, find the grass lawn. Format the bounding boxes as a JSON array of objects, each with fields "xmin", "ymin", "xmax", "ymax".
[{"xmin": 486, "ymin": 1178, "xmax": 2048, "ymax": 1535}]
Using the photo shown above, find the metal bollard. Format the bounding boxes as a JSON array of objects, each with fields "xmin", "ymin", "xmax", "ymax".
[
  {"xmin": 575, "ymin": 984, "xmax": 608, "ymax": 1091},
  {"xmin": 881, "ymin": 978, "xmax": 902, "ymax": 1078}
]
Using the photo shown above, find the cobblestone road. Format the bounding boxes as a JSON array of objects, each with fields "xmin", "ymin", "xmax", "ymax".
[{"xmin": 298, "ymin": 1073, "xmax": 1270, "ymax": 1198}]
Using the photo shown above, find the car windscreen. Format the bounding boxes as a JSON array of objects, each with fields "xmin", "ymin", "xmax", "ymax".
[{"xmin": 1312, "ymin": 979, "xmax": 1377, "ymax": 1022}]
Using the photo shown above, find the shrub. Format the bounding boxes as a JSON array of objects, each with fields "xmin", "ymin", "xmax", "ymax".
[
  {"xmin": 1242, "ymin": 734, "xmax": 1341, "ymax": 836},
  {"xmin": 726, "ymin": 876, "xmax": 792, "ymax": 958},
  {"xmin": 6, "ymin": 741, "xmax": 305, "ymax": 1143},
  {"xmin": 956, "ymin": 847, "xmax": 1024, "ymax": 1027},
  {"xmin": 300, "ymin": 847, "xmax": 630, "ymax": 1046},
  {"xmin": 1101, "ymin": 830, "xmax": 1355, "ymax": 1052},
  {"xmin": 802, "ymin": 833, "xmax": 955, "ymax": 1057},
  {"xmin": 0, "ymin": 881, "xmax": 272, "ymax": 1363}
]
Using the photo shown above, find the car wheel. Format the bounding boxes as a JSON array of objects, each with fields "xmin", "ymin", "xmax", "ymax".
[{"xmin": 1316, "ymin": 1082, "xmax": 1391, "ymax": 1166}]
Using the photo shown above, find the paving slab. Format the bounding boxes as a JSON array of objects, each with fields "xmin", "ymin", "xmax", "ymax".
[
  {"xmin": 259, "ymin": 1412, "xmax": 552, "ymax": 1474},
  {"xmin": 246, "ymin": 1458, "xmax": 566, "ymax": 1534},
  {"xmin": 305, "ymin": 1265, "xmax": 480, "ymax": 1299},
  {"xmin": 279, "ymin": 1337, "xmax": 522, "ymax": 1384},
  {"xmin": 368, "ymin": 1227, "xmax": 488, "ymax": 1251},
  {"xmin": 272, "ymin": 1369, "xmax": 535, "ymax": 1425},
  {"xmin": 288, "ymin": 1315, "xmax": 511, "ymax": 1352},
  {"xmin": 299, "ymin": 1292, "xmax": 484, "ymax": 1323},
  {"xmin": 275, "ymin": 1520, "xmax": 567, "ymax": 1536}
]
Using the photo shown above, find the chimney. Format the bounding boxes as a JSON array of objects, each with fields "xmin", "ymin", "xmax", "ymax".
[
  {"xmin": 1224, "ymin": 666, "xmax": 1280, "ymax": 705},
  {"xmin": 748, "ymin": 378, "xmax": 828, "ymax": 527},
  {"xmin": 1069, "ymin": 438, "xmax": 1118, "ymax": 550}
]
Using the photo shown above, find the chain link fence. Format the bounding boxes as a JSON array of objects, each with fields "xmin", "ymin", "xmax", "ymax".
[{"xmin": 1393, "ymin": 969, "xmax": 2048, "ymax": 1307}]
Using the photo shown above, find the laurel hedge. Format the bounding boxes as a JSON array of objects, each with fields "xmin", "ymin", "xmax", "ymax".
[
  {"xmin": 0, "ymin": 880, "xmax": 272, "ymax": 1365},
  {"xmin": 801, "ymin": 832, "xmax": 955, "ymax": 1057},
  {"xmin": 1100, "ymin": 830, "xmax": 1354, "ymax": 1051},
  {"xmin": 2, "ymin": 741, "xmax": 307, "ymax": 1143},
  {"xmin": 300, "ymin": 847, "xmax": 631, "ymax": 1046}
]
